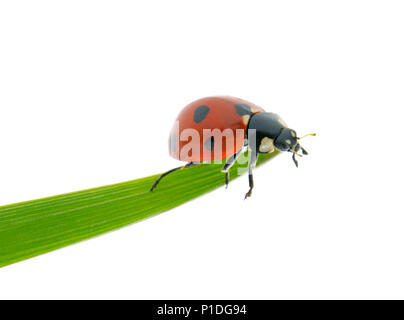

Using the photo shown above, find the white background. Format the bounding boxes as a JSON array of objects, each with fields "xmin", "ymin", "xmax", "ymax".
[{"xmin": 0, "ymin": 0, "xmax": 403, "ymax": 299}]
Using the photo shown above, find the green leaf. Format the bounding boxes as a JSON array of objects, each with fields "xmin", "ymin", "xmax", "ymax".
[{"xmin": 0, "ymin": 151, "xmax": 278, "ymax": 268}]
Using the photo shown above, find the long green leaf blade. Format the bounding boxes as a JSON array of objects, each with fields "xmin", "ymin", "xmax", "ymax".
[{"xmin": 0, "ymin": 152, "xmax": 278, "ymax": 268}]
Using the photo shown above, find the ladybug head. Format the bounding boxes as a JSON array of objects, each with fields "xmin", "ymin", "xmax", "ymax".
[
  {"xmin": 274, "ymin": 128, "xmax": 316, "ymax": 167},
  {"xmin": 274, "ymin": 128, "xmax": 298, "ymax": 152}
]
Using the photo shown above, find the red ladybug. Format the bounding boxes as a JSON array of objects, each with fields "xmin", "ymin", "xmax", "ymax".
[{"xmin": 150, "ymin": 96, "xmax": 315, "ymax": 198}]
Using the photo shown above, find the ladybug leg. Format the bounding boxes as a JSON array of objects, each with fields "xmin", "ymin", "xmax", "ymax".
[
  {"xmin": 244, "ymin": 150, "xmax": 258, "ymax": 199},
  {"xmin": 150, "ymin": 162, "xmax": 197, "ymax": 191},
  {"xmin": 292, "ymin": 152, "xmax": 299, "ymax": 168},
  {"xmin": 221, "ymin": 147, "xmax": 246, "ymax": 189}
]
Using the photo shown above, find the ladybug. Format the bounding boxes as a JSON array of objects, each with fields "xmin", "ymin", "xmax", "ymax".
[{"xmin": 150, "ymin": 96, "xmax": 315, "ymax": 199}]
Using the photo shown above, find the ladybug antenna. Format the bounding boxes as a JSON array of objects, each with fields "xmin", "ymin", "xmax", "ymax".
[{"xmin": 298, "ymin": 133, "xmax": 316, "ymax": 139}]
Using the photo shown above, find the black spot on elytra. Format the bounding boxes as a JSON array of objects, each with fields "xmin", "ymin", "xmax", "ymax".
[
  {"xmin": 193, "ymin": 105, "xmax": 210, "ymax": 123},
  {"xmin": 235, "ymin": 104, "xmax": 253, "ymax": 116},
  {"xmin": 170, "ymin": 132, "xmax": 177, "ymax": 153},
  {"xmin": 205, "ymin": 136, "xmax": 214, "ymax": 151}
]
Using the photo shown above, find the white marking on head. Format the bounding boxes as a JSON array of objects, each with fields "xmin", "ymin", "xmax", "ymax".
[{"xmin": 285, "ymin": 139, "xmax": 291, "ymax": 145}]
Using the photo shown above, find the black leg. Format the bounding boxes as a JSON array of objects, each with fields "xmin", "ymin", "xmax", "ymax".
[
  {"xmin": 244, "ymin": 173, "xmax": 254, "ymax": 199},
  {"xmin": 292, "ymin": 153, "xmax": 299, "ymax": 168},
  {"xmin": 244, "ymin": 150, "xmax": 257, "ymax": 199},
  {"xmin": 150, "ymin": 162, "xmax": 196, "ymax": 191},
  {"xmin": 222, "ymin": 147, "xmax": 246, "ymax": 189}
]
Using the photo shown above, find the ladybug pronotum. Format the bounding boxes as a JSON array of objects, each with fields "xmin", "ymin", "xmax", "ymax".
[{"xmin": 150, "ymin": 96, "xmax": 315, "ymax": 199}]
